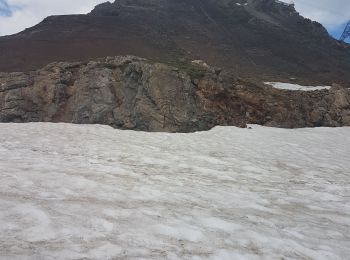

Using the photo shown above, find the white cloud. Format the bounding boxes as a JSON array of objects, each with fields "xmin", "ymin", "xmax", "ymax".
[
  {"xmin": 0, "ymin": 0, "xmax": 106, "ymax": 35},
  {"xmin": 0, "ymin": 0, "xmax": 349, "ymax": 36},
  {"xmin": 284, "ymin": 0, "xmax": 350, "ymax": 29}
]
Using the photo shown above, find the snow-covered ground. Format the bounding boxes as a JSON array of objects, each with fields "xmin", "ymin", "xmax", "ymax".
[
  {"xmin": 0, "ymin": 123, "xmax": 349, "ymax": 260},
  {"xmin": 265, "ymin": 82, "xmax": 331, "ymax": 91}
]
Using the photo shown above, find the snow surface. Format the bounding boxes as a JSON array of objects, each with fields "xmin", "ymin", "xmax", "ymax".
[
  {"xmin": 0, "ymin": 123, "xmax": 349, "ymax": 260},
  {"xmin": 265, "ymin": 82, "xmax": 331, "ymax": 91}
]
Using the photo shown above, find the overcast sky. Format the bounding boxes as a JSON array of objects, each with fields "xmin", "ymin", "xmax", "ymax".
[{"xmin": 0, "ymin": 0, "xmax": 349, "ymax": 40}]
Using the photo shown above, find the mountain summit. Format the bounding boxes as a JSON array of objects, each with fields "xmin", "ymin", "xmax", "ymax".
[{"xmin": 0, "ymin": 0, "xmax": 349, "ymax": 85}]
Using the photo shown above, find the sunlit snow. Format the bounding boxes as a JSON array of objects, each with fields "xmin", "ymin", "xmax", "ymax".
[
  {"xmin": 0, "ymin": 123, "xmax": 349, "ymax": 259},
  {"xmin": 265, "ymin": 82, "xmax": 331, "ymax": 91}
]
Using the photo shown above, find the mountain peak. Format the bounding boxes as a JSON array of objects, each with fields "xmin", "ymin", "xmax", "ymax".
[
  {"xmin": 89, "ymin": 1, "xmax": 120, "ymax": 16},
  {"xmin": 0, "ymin": 0, "xmax": 349, "ymax": 85}
]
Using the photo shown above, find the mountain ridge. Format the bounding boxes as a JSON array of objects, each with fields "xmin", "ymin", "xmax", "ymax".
[{"xmin": 0, "ymin": 0, "xmax": 349, "ymax": 85}]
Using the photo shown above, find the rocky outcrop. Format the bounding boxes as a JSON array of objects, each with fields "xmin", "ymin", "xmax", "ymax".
[{"xmin": 1, "ymin": 56, "xmax": 349, "ymax": 132}]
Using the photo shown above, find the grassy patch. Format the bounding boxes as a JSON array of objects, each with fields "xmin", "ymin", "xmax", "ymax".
[{"xmin": 148, "ymin": 56, "xmax": 207, "ymax": 79}]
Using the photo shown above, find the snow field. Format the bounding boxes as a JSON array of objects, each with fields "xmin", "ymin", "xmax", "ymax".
[
  {"xmin": 265, "ymin": 82, "xmax": 331, "ymax": 91},
  {"xmin": 0, "ymin": 123, "xmax": 349, "ymax": 259}
]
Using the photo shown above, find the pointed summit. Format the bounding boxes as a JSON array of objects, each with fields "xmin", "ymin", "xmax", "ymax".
[{"xmin": 89, "ymin": 1, "xmax": 120, "ymax": 16}]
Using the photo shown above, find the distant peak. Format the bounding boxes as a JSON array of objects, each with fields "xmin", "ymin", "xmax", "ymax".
[{"xmin": 89, "ymin": 1, "xmax": 120, "ymax": 16}]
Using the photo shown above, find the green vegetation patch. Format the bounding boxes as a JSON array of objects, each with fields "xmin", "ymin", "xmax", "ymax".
[{"xmin": 148, "ymin": 56, "xmax": 207, "ymax": 79}]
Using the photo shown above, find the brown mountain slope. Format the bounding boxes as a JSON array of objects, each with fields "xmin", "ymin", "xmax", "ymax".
[{"xmin": 0, "ymin": 0, "xmax": 349, "ymax": 85}]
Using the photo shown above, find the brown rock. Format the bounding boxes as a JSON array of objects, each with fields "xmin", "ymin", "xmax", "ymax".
[{"xmin": 1, "ymin": 56, "xmax": 350, "ymax": 132}]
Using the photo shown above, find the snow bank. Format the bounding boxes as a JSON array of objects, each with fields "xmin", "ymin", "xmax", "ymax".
[
  {"xmin": 0, "ymin": 123, "xmax": 349, "ymax": 259},
  {"xmin": 265, "ymin": 82, "xmax": 331, "ymax": 91}
]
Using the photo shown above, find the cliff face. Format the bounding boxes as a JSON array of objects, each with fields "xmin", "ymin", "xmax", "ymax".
[
  {"xmin": 0, "ymin": 0, "xmax": 349, "ymax": 85},
  {"xmin": 1, "ymin": 56, "xmax": 349, "ymax": 132}
]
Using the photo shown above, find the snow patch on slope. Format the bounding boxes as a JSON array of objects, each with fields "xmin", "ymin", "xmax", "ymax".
[
  {"xmin": 0, "ymin": 123, "xmax": 349, "ymax": 259},
  {"xmin": 265, "ymin": 82, "xmax": 331, "ymax": 91}
]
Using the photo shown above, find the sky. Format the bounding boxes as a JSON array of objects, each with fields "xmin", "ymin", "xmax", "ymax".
[{"xmin": 0, "ymin": 0, "xmax": 349, "ymax": 42}]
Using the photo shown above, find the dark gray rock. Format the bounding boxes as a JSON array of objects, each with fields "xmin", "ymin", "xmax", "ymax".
[{"xmin": 89, "ymin": 2, "xmax": 120, "ymax": 16}]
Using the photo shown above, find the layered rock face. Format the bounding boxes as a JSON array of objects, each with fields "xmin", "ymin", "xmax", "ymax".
[
  {"xmin": 1, "ymin": 56, "xmax": 349, "ymax": 132},
  {"xmin": 0, "ymin": 0, "xmax": 349, "ymax": 85}
]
